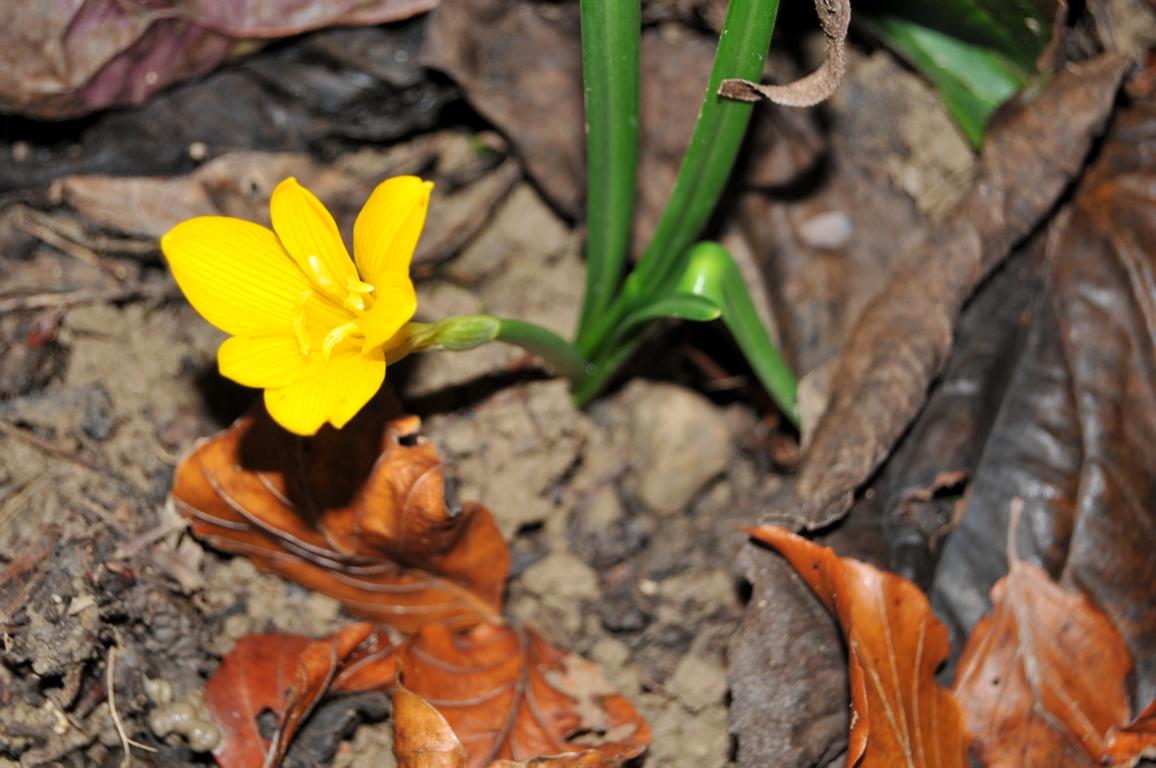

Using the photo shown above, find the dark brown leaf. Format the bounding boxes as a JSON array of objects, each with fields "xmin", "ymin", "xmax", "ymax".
[
  {"xmin": 746, "ymin": 526, "xmax": 966, "ymax": 768},
  {"xmin": 0, "ymin": 0, "xmax": 437, "ymax": 119},
  {"xmin": 736, "ymin": 53, "xmax": 937, "ymax": 384},
  {"xmin": 861, "ymin": 244, "xmax": 1047, "ymax": 587},
  {"xmin": 764, "ymin": 53, "xmax": 1129, "ymax": 531},
  {"xmin": 728, "ymin": 538, "xmax": 850, "ymax": 767},
  {"xmin": 423, "ymin": 0, "xmax": 584, "ymax": 217},
  {"xmin": 953, "ymin": 512, "xmax": 1132, "ymax": 767},
  {"xmin": 399, "ymin": 622, "xmax": 649, "ymax": 768},
  {"xmin": 932, "ymin": 90, "xmax": 1156, "ymax": 705},
  {"xmin": 203, "ymin": 624, "xmax": 398, "ymax": 768},
  {"xmin": 728, "ymin": 247, "xmax": 1043, "ymax": 767},
  {"xmin": 173, "ymin": 397, "xmax": 509, "ymax": 633},
  {"xmin": 0, "ymin": 24, "xmax": 452, "ymax": 193}
]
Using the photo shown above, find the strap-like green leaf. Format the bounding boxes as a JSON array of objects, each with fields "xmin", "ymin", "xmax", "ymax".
[{"xmin": 675, "ymin": 242, "xmax": 798, "ymax": 425}]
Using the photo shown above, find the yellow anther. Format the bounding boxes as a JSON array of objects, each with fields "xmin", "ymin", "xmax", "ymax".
[
  {"xmin": 344, "ymin": 279, "xmax": 375, "ymax": 312},
  {"xmin": 306, "ymin": 254, "xmax": 340, "ymax": 295},
  {"xmin": 293, "ymin": 290, "xmax": 315, "ymax": 356},
  {"xmin": 322, "ymin": 321, "xmax": 361, "ymax": 360}
]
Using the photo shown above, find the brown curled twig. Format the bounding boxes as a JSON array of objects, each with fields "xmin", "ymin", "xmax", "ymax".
[{"xmin": 719, "ymin": 0, "xmax": 850, "ymax": 108}]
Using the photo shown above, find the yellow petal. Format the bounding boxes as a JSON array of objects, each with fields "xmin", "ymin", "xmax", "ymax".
[
  {"xmin": 162, "ymin": 217, "xmax": 307, "ymax": 336},
  {"xmin": 218, "ymin": 336, "xmax": 315, "ymax": 389},
  {"xmin": 358, "ymin": 270, "xmax": 417, "ymax": 352},
  {"xmin": 270, "ymin": 177, "xmax": 359, "ymax": 292},
  {"xmin": 263, "ymin": 349, "xmax": 386, "ymax": 435},
  {"xmin": 353, "ymin": 176, "xmax": 432, "ymax": 285}
]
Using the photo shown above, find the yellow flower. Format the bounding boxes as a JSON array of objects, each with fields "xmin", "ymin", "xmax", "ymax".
[{"xmin": 162, "ymin": 176, "xmax": 432, "ymax": 436}]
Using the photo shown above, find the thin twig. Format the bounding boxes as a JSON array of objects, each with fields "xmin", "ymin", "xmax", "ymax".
[
  {"xmin": 113, "ymin": 515, "xmax": 190, "ymax": 561},
  {"xmin": 107, "ymin": 643, "xmax": 133, "ymax": 768},
  {"xmin": 107, "ymin": 638, "xmax": 158, "ymax": 768},
  {"xmin": 12, "ymin": 207, "xmax": 130, "ymax": 282}
]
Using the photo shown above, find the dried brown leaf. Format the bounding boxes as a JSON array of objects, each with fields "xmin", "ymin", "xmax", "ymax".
[
  {"xmin": 172, "ymin": 398, "xmax": 509, "ymax": 633},
  {"xmin": 953, "ymin": 512, "xmax": 1132, "ymax": 768},
  {"xmin": 746, "ymin": 525, "xmax": 965, "ymax": 768},
  {"xmin": 1105, "ymin": 699, "xmax": 1156, "ymax": 768},
  {"xmin": 54, "ymin": 136, "xmax": 510, "ymax": 267},
  {"xmin": 203, "ymin": 623, "xmax": 398, "ymax": 768},
  {"xmin": 765, "ymin": 53, "xmax": 1129, "ymax": 531},
  {"xmin": 398, "ymin": 622, "xmax": 649, "ymax": 768},
  {"xmin": 933, "ymin": 90, "xmax": 1156, "ymax": 705},
  {"xmin": 0, "ymin": 0, "xmax": 437, "ymax": 119},
  {"xmin": 393, "ymin": 685, "xmax": 469, "ymax": 768},
  {"xmin": 719, "ymin": 0, "xmax": 850, "ymax": 107}
]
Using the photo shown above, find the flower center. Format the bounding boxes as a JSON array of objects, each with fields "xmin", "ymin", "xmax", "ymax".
[
  {"xmin": 292, "ymin": 290, "xmax": 368, "ymax": 360},
  {"xmin": 291, "ymin": 254, "xmax": 382, "ymax": 359}
]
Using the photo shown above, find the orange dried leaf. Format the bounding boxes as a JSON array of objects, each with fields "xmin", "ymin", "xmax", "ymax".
[
  {"xmin": 1105, "ymin": 698, "xmax": 1156, "ymax": 768},
  {"xmin": 953, "ymin": 557, "xmax": 1132, "ymax": 767},
  {"xmin": 392, "ymin": 685, "xmax": 469, "ymax": 768},
  {"xmin": 172, "ymin": 400, "xmax": 510, "ymax": 633},
  {"xmin": 397, "ymin": 622, "xmax": 649, "ymax": 768},
  {"xmin": 746, "ymin": 525, "xmax": 965, "ymax": 768},
  {"xmin": 203, "ymin": 623, "xmax": 398, "ymax": 768}
]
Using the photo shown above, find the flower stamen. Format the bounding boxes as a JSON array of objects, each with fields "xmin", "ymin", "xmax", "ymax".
[
  {"xmin": 342, "ymin": 279, "xmax": 375, "ymax": 313},
  {"xmin": 322, "ymin": 321, "xmax": 362, "ymax": 360},
  {"xmin": 306, "ymin": 254, "xmax": 343, "ymax": 297}
]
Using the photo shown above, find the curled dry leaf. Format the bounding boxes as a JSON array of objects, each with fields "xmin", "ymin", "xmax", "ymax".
[
  {"xmin": 719, "ymin": 0, "xmax": 850, "ymax": 107},
  {"xmin": 952, "ymin": 508, "xmax": 1132, "ymax": 768},
  {"xmin": 172, "ymin": 398, "xmax": 510, "ymax": 633},
  {"xmin": 203, "ymin": 623, "xmax": 399, "ymax": 768},
  {"xmin": 746, "ymin": 525, "xmax": 965, "ymax": 768},
  {"xmin": 399, "ymin": 622, "xmax": 650, "ymax": 768},
  {"xmin": 0, "ymin": 0, "xmax": 437, "ymax": 119},
  {"xmin": 764, "ymin": 53, "xmax": 1129, "ymax": 531},
  {"xmin": 1105, "ymin": 699, "xmax": 1156, "ymax": 768}
]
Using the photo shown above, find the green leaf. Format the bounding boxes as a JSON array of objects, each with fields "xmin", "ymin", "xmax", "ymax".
[
  {"xmin": 577, "ymin": 0, "xmax": 782, "ymax": 357},
  {"xmin": 632, "ymin": 0, "xmax": 780, "ymax": 292},
  {"xmin": 674, "ymin": 242, "xmax": 798, "ymax": 425},
  {"xmin": 872, "ymin": 0, "xmax": 1053, "ymax": 70},
  {"xmin": 622, "ymin": 294, "xmax": 721, "ymax": 329},
  {"xmin": 575, "ymin": 0, "xmax": 640, "ymax": 335},
  {"xmin": 865, "ymin": 14, "xmax": 1029, "ymax": 146}
]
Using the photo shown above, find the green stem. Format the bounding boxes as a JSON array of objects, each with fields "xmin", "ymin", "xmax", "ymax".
[
  {"xmin": 576, "ymin": 0, "xmax": 641, "ymax": 336},
  {"xmin": 573, "ymin": 332, "xmax": 646, "ymax": 407},
  {"xmin": 496, "ymin": 319, "xmax": 590, "ymax": 381}
]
